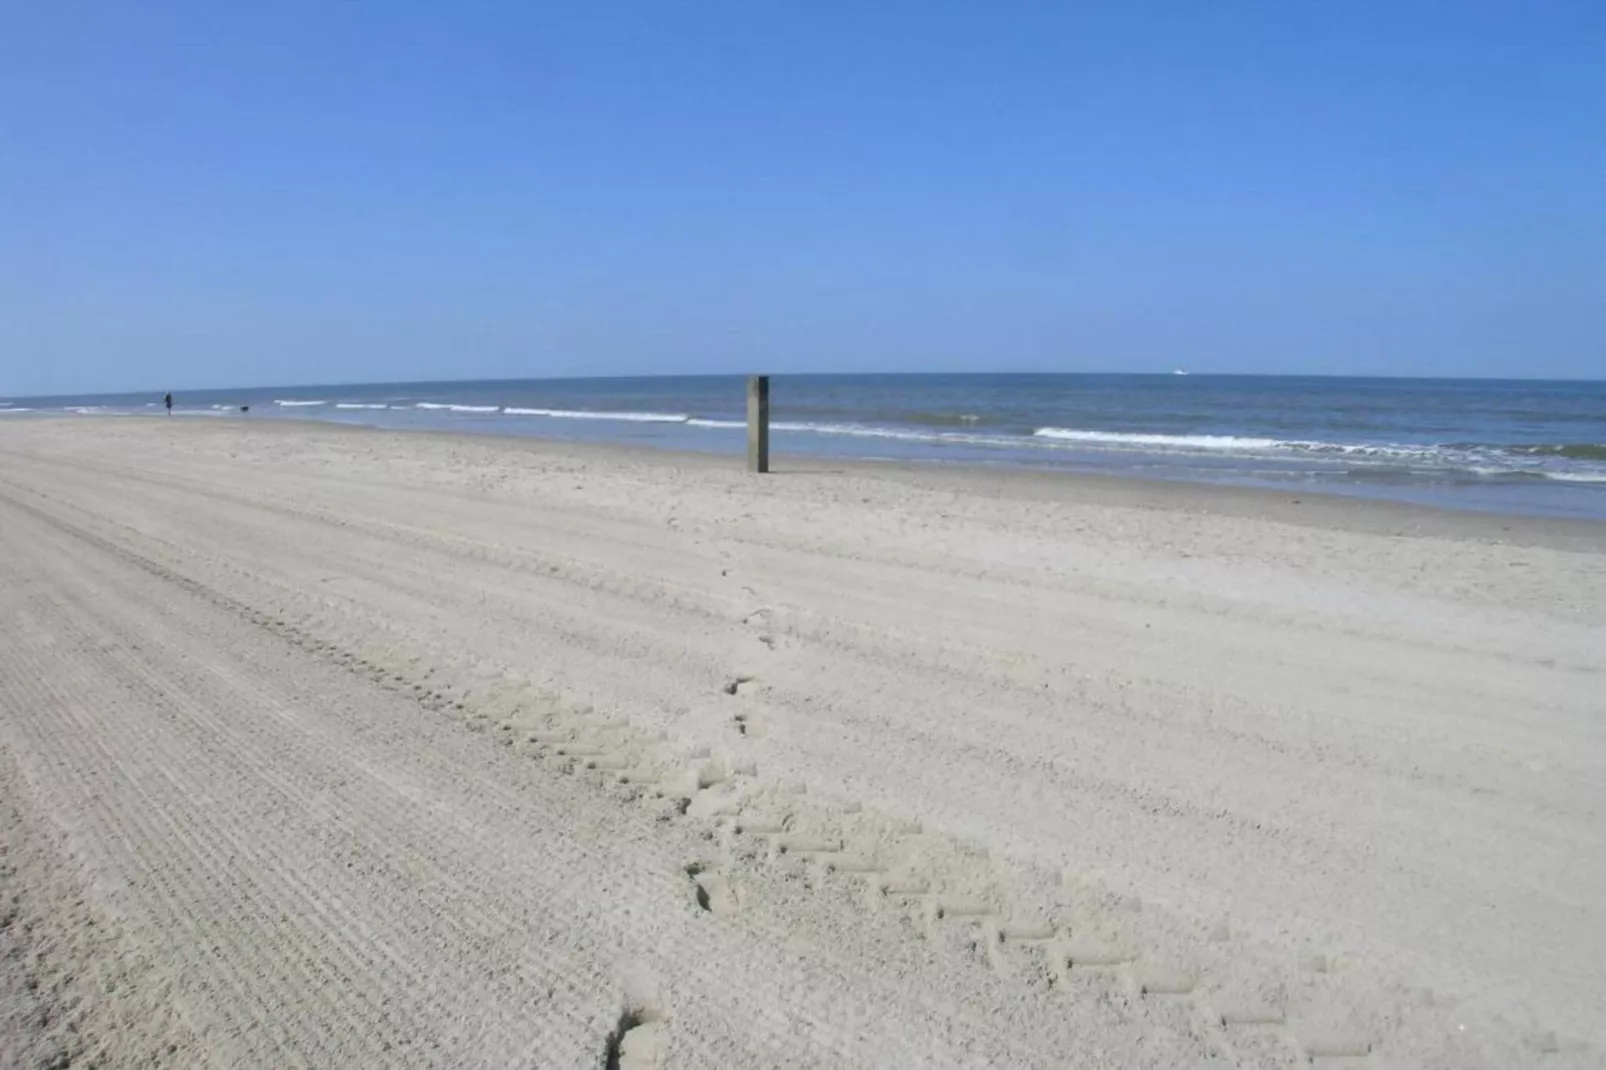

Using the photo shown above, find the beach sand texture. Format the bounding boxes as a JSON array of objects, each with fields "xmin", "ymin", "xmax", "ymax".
[{"xmin": 1, "ymin": 418, "xmax": 1602, "ymax": 1068}]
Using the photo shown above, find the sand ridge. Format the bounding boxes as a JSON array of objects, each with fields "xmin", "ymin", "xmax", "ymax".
[{"xmin": 1, "ymin": 417, "xmax": 1601, "ymax": 1068}]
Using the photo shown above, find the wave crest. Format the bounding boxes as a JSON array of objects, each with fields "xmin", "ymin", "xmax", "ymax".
[
  {"xmin": 1034, "ymin": 428, "xmax": 1283, "ymax": 451},
  {"xmin": 502, "ymin": 408, "xmax": 689, "ymax": 422}
]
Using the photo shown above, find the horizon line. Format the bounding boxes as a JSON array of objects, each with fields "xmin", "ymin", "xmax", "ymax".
[{"xmin": 8, "ymin": 368, "xmax": 1606, "ymax": 401}]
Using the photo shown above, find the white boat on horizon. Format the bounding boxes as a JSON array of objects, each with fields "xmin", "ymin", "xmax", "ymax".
[{"xmin": 1172, "ymin": 368, "xmax": 1190, "ymax": 376}]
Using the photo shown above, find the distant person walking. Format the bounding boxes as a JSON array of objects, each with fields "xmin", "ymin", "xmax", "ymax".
[{"xmin": 164, "ymin": 392, "xmax": 172, "ymax": 415}]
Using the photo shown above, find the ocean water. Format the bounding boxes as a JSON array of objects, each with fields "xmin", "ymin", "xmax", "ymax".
[{"xmin": 5, "ymin": 374, "xmax": 1604, "ymax": 519}]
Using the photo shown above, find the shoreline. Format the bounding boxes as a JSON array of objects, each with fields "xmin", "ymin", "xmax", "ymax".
[
  {"xmin": 9, "ymin": 370, "xmax": 1606, "ymax": 523},
  {"xmin": 45, "ymin": 413, "xmax": 1606, "ymax": 549}
]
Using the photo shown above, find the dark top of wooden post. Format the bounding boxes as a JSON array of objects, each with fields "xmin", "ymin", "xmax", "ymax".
[{"xmin": 747, "ymin": 375, "xmax": 770, "ymax": 473}]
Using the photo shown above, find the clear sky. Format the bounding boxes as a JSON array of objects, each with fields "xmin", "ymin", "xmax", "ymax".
[{"xmin": 2, "ymin": 2, "xmax": 1602, "ymax": 395}]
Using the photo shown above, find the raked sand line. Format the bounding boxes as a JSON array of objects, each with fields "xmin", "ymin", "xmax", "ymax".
[{"xmin": 10, "ymin": 487, "xmax": 1138, "ymax": 1067}]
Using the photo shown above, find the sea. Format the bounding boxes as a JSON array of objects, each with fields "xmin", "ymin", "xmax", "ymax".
[{"xmin": 4, "ymin": 374, "xmax": 1604, "ymax": 520}]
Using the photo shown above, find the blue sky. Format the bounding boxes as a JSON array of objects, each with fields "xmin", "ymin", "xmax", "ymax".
[{"xmin": 2, "ymin": 2, "xmax": 1602, "ymax": 395}]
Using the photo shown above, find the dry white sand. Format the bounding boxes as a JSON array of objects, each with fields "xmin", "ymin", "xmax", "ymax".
[{"xmin": 1, "ymin": 417, "xmax": 1601, "ymax": 1069}]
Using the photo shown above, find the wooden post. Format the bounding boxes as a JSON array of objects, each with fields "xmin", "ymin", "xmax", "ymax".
[{"xmin": 746, "ymin": 375, "xmax": 770, "ymax": 473}]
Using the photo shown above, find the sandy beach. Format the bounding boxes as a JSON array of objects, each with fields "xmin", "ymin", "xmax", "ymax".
[{"xmin": 2, "ymin": 416, "xmax": 1601, "ymax": 1069}]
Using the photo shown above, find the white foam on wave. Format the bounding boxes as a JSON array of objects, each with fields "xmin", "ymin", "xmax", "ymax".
[
  {"xmin": 415, "ymin": 402, "xmax": 500, "ymax": 412},
  {"xmin": 275, "ymin": 399, "xmax": 327, "ymax": 407},
  {"xmin": 1028, "ymin": 428, "xmax": 1606, "ymax": 482},
  {"xmin": 502, "ymin": 407, "xmax": 689, "ymax": 423},
  {"xmin": 1028, "ymin": 427, "xmax": 1503, "ymax": 466},
  {"xmin": 767, "ymin": 420, "xmax": 1026, "ymax": 449},
  {"xmin": 1034, "ymin": 427, "xmax": 1284, "ymax": 451},
  {"xmin": 0, "ymin": 407, "xmax": 36, "ymax": 414},
  {"xmin": 684, "ymin": 417, "xmax": 1032, "ymax": 449},
  {"xmin": 775, "ymin": 420, "xmax": 936, "ymax": 441},
  {"xmin": 336, "ymin": 403, "xmax": 390, "ymax": 410}
]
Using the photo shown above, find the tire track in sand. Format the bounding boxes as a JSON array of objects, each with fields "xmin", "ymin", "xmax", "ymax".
[
  {"xmin": 8, "ymin": 485, "xmax": 1370, "ymax": 1066},
  {"xmin": 2, "ymin": 482, "xmax": 1179, "ymax": 1068},
  {"xmin": 1, "ymin": 457, "xmax": 1580, "ymax": 1068}
]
